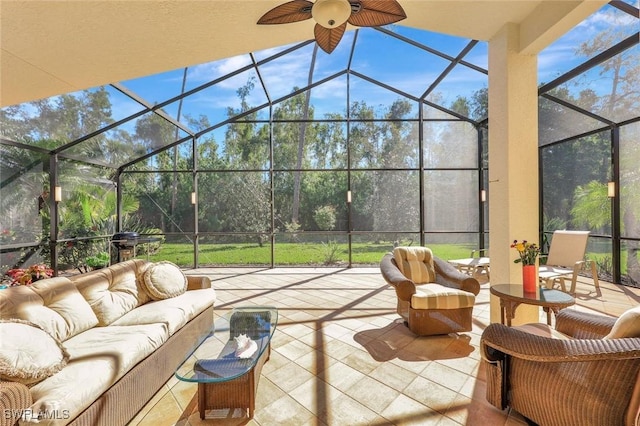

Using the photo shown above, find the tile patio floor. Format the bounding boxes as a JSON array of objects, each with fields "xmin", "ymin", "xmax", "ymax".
[{"xmin": 128, "ymin": 268, "xmax": 640, "ymax": 426}]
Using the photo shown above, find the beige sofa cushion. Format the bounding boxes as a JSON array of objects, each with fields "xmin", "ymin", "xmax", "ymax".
[
  {"xmin": 0, "ymin": 277, "xmax": 98, "ymax": 341},
  {"xmin": 393, "ymin": 246, "xmax": 436, "ymax": 284},
  {"xmin": 73, "ymin": 260, "xmax": 150, "ymax": 326},
  {"xmin": 605, "ymin": 305, "xmax": 640, "ymax": 339},
  {"xmin": 27, "ymin": 323, "xmax": 168, "ymax": 425},
  {"xmin": 110, "ymin": 288, "xmax": 216, "ymax": 335},
  {"xmin": 0, "ymin": 319, "xmax": 69, "ymax": 385},
  {"xmin": 141, "ymin": 261, "xmax": 187, "ymax": 300}
]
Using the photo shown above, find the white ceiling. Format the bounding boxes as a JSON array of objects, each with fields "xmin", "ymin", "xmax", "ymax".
[{"xmin": 0, "ymin": 0, "xmax": 607, "ymax": 107}]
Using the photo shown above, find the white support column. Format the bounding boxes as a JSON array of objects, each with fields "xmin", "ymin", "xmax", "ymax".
[{"xmin": 488, "ymin": 23, "xmax": 539, "ymax": 325}]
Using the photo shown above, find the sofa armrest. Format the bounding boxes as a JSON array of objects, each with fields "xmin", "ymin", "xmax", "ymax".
[
  {"xmin": 433, "ymin": 257, "xmax": 480, "ymax": 296},
  {"xmin": 0, "ymin": 381, "xmax": 32, "ymax": 426},
  {"xmin": 186, "ymin": 275, "xmax": 212, "ymax": 291},
  {"xmin": 380, "ymin": 253, "xmax": 416, "ymax": 302},
  {"xmin": 555, "ymin": 309, "xmax": 616, "ymax": 339}
]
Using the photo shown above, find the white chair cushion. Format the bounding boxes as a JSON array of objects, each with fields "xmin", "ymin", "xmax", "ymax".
[{"xmin": 605, "ymin": 305, "xmax": 640, "ymax": 339}]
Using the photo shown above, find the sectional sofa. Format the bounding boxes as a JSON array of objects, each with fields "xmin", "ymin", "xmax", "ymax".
[{"xmin": 0, "ymin": 259, "xmax": 216, "ymax": 426}]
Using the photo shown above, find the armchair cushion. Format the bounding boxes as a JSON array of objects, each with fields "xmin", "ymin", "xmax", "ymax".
[
  {"xmin": 393, "ymin": 246, "xmax": 436, "ymax": 284},
  {"xmin": 412, "ymin": 284, "xmax": 476, "ymax": 310},
  {"xmin": 605, "ymin": 305, "xmax": 640, "ymax": 339}
]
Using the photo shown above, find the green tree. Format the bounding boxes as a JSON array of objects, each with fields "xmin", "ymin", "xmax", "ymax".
[
  {"xmin": 560, "ymin": 17, "xmax": 640, "ymax": 282},
  {"xmin": 132, "ymin": 113, "xmax": 188, "ymax": 232},
  {"xmin": 223, "ymin": 76, "xmax": 269, "ymax": 169},
  {"xmin": 313, "ymin": 205, "xmax": 337, "ymax": 231},
  {"xmin": 570, "ymin": 181, "xmax": 610, "ymax": 231}
]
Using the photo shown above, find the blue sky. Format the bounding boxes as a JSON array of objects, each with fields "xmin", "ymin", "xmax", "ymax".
[
  {"xmin": 6, "ymin": 1, "xmax": 637, "ymax": 150},
  {"xmin": 114, "ymin": 1, "xmax": 635, "ymax": 133},
  {"xmin": 538, "ymin": 1, "xmax": 638, "ymax": 83}
]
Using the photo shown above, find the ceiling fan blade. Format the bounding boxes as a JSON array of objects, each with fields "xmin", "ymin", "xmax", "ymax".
[
  {"xmin": 348, "ymin": 0, "xmax": 407, "ymax": 27},
  {"xmin": 257, "ymin": 0, "xmax": 314, "ymax": 25},
  {"xmin": 314, "ymin": 23, "xmax": 347, "ymax": 54}
]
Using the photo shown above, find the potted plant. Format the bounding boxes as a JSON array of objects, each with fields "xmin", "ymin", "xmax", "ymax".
[
  {"xmin": 86, "ymin": 252, "xmax": 110, "ymax": 270},
  {"xmin": 4, "ymin": 264, "xmax": 54, "ymax": 286}
]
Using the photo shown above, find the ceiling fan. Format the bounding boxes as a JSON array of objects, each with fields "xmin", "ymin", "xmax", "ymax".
[{"xmin": 257, "ymin": 0, "xmax": 407, "ymax": 54}]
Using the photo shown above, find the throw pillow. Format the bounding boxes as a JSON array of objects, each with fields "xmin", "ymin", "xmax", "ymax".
[
  {"xmin": 605, "ymin": 305, "xmax": 640, "ymax": 339},
  {"xmin": 141, "ymin": 261, "xmax": 188, "ymax": 300},
  {"xmin": 0, "ymin": 319, "xmax": 69, "ymax": 385}
]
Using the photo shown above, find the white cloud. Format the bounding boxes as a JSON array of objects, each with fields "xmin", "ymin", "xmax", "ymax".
[
  {"xmin": 187, "ymin": 54, "xmax": 253, "ymax": 84},
  {"xmin": 579, "ymin": 7, "xmax": 638, "ymax": 29}
]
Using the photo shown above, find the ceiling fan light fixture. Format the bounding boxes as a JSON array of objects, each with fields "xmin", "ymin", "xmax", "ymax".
[
  {"xmin": 312, "ymin": 0, "xmax": 351, "ymax": 29},
  {"xmin": 257, "ymin": 0, "xmax": 407, "ymax": 54}
]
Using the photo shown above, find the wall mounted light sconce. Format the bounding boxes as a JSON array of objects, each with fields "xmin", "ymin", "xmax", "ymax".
[
  {"xmin": 346, "ymin": 190, "xmax": 352, "ymax": 203},
  {"xmin": 54, "ymin": 186, "xmax": 62, "ymax": 202},
  {"xmin": 607, "ymin": 181, "xmax": 615, "ymax": 198},
  {"xmin": 191, "ymin": 192, "xmax": 197, "ymax": 205},
  {"xmin": 480, "ymin": 189, "xmax": 487, "ymax": 203}
]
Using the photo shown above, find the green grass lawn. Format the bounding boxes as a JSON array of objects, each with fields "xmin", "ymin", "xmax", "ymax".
[
  {"xmin": 147, "ymin": 241, "xmax": 479, "ymax": 267},
  {"xmin": 142, "ymin": 241, "xmax": 631, "ymax": 281}
]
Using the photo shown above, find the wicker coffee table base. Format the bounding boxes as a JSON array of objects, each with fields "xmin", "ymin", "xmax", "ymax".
[{"xmin": 197, "ymin": 344, "xmax": 270, "ymax": 419}]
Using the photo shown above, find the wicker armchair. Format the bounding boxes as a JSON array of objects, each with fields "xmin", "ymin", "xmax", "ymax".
[
  {"xmin": 481, "ymin": 308, "xmax": 640, "ymax": 426},
  {"xmin": 380, "ymin": 247, "xmax": 480, "ymax": 336}
]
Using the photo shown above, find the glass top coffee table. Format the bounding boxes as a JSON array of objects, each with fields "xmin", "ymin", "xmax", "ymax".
[
  {"xmin": 175, "ymin": 306, "xmax": 278, "ymax": 419},
  {"xmin": 490, "ymin": 284, "xmax": 575, "ymax": 326}
]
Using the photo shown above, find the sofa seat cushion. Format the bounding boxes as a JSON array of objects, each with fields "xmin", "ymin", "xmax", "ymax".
[
  {"xmin": 110, "ymin": 288, "xmax": 216, "ymax": 336},
  {"xmin": 0, "ymin": 277, "xmax": 98, "ymax": 341},
  {"xmin": 393, "ymin": 247, "xmax": 436, "ymax": 284},
  {"xmin": 26, "ymin": 323, "xmax": 168, "ymax": 426},
  {"xmin": 0, "ymin": 320, "xmax": 69, "ymax": 385},
  {"xmin": 72, "ymin": 260, "xmax": 151, "ymax": 326},
  {"xmin": 411, "ymin": 284, "xmax": 475, "ymax": 310}
]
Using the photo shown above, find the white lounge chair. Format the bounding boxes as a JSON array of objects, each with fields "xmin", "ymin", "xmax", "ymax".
[
  {"xmin": 538, "ymin": 230, "xmax": 600, "ymax": 294},
  {"xmin": 448, "ymin": 249, "xmax": 490, "ymax": 279}
]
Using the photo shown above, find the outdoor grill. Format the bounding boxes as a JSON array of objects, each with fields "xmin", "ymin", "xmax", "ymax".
[{"xmin": 111, "ymin": 232, "xmax": 139, "ymax": 261}]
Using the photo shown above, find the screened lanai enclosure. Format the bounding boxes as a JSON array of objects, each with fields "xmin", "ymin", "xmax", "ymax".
[{"xmin": 0, "ymin": 1, "xmax": 638, "ymax": 285}]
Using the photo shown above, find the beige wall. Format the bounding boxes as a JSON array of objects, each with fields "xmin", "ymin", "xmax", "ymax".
[{"xmin": 488, "ymin": 23, "xmax": 540, "ymax": 325}]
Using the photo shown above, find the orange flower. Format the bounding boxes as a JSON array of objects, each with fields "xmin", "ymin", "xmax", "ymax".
[{"xmin": 510, "ymin": 240, "xmax": 540, "ymax": 266}]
